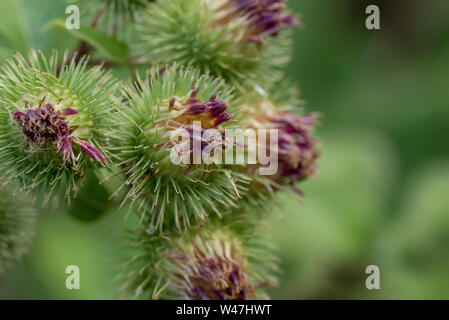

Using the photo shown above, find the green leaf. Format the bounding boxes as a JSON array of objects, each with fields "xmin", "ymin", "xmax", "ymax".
[
  {"xmin": 46, "ymin": 19, "xmax": 130, "ymax": 64},
  {"xmin": 0, "ymin": 0, "xmax": 32, "ymax": 53}
]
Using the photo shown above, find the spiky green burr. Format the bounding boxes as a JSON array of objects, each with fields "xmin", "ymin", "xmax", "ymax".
[
  {"xmin": 231, "ymin": 81, "xmax": 321, "ymax": 215},
  {"xmin": 0, "ymin": 50, "xmax": 118, "ymax": 204},
  {"xmin": 135, "ymin": 0, "xmax": 297, "ymax": 93},
  {"xmin": 0, "ymin": 188, "xmax": 37, "ymax": 273},
  {"xmin": 120, "ymin": 215, "xmax": 279, "ymax": 300},
  {"xmin": 106, "ymin": 64, "xmax": 251, "ymax": 232}
]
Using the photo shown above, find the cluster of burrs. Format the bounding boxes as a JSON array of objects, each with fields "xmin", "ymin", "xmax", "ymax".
[{"xmin": 0, "ymin": 0, "xmax": 320, "ymax": 301}]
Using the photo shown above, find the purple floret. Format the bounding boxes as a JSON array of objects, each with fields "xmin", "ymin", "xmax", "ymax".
[
  {"xmin": 232, "ymin": 0, "xmax": 299, "ymax": 42},
  {"xmin": 13, "ymin": 104, "xmax": 106, "ymax": 165}
]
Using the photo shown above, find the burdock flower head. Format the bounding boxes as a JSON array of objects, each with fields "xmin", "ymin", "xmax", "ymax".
[
  {"xmin": 136, "ymin": 0, "xmax": 298, "ymax": 92},
  {"xmin": 166, "ymin": 235, "xmax": 255, "ymax": 300},
  {"xmin": 259, "ymin": 111, "xmax": 320, "ymax": 185},
  {"xmin": 107, "ymin": 65, "xmax": 249, "ymax": 232},
  {"xmin": 0, "ymin": 50, "xmax": 117, "ymax": 203},
  {"xmin": 236, "ymin": 85, "xmax": 320, "ymax": 199},
  {"xmin": 120, "ymin": 217, "xmax": 279, "ymax": 300}
]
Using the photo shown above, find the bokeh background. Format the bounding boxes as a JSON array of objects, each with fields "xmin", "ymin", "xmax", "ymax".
[{"xmin": 1, "ymin": 0, "xmax": 449, "ymax": 299}]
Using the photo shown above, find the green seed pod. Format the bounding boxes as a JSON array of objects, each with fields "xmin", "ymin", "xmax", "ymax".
[
  {"xmin": 0, "ymin": 188, "xmax": 37, "ymax": 273},
  {"xmin": 106, "ymin": 64, "xmax": 249, "ymax": 232},
  {"xmin": 136, "ymin": 0, "xmax": 298, "ymax": 93},
  {"xmin": 0, "ymin": 50, "xmax": 118, "ymax": 205},
  {"xmin": 120, "ymin": 215, "xmax": 279, "ymax": 300}
]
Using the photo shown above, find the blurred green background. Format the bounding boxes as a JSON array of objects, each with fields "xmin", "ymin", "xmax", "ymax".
[{"xmin": 1, "ymin": 0, "xmax": 449, "ymax": 299}]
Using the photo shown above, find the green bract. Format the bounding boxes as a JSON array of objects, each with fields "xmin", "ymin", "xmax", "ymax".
[
  {"xmin": 0, "ymin": 188, "xmax": 37, "ymax": 273},
  {"xmin": 120, "ymin": 215, "xmax": 279, "ymax": 299},
  {"xmin": 0, "ymin": 50, "xmax": 118, "ymax": 204},
  {"xmin": 136, "ymin": 0, "xmax": 294, "ymax": 93},
  {"xmin": 106, "ymin": 64, "xmax": 251, "ymax": 232}
]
